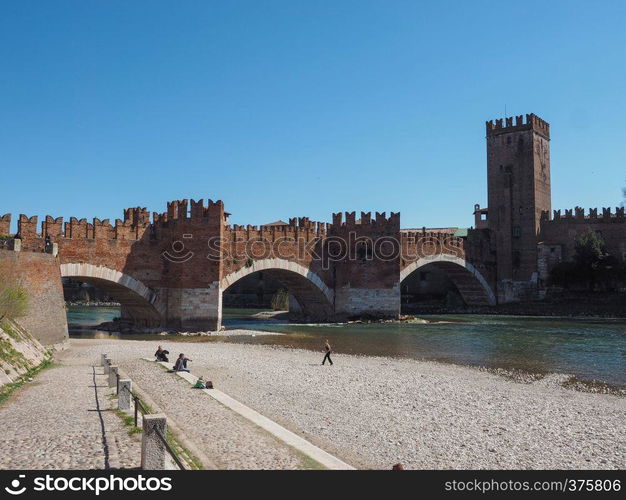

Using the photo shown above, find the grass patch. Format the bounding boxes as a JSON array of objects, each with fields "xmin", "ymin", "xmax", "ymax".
[
  {"xmin": 129, "ymin": 394, "xmax": 203, "ymax": 469},
  {"xmin": 294, "ymin": 449, "xmax": 327, "ymax": 470},
  {"xmin": 0, "ymin": 320, "xmax": 21, "ymax": 341},
  {"xmin": 0, "ymin": 339, "xmax": 31, "ymax": 371},
  {"xmin": 165, "ymin": 429, "xmax": 204, "ymax": 470},
  {"xmin": 0, "ymin": 358, "xmax": 54, "ymax": 406},
  {"xmin": 113, "ymin": 408, "xmax": 143, "ymax": 436},
  {"xmin": 115, "ymin": 409, "xmax": 137, "ymax": 428}
]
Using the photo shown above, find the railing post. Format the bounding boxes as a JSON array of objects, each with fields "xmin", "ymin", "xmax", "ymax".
[
  {"xmin": 118, "ymin": 379, "xmax": 132, "ymax": 411},
  {"xmin": 104, "ymin": 358, "xmax": 111, "ymax": 375},
  {"xmin": 108, "ymin": 366, "xmax": 118, "ymax": 388},
  {"xmin": 134, "ymin": 396, "xmax": 139, "ymax": 427},
  {"xmin": 116, "ymin": 373, "xmax": 120, "ymax": 394},
  {"xmin": 141, "ymin": 414, "xmax": 167, "ymax": 470}
]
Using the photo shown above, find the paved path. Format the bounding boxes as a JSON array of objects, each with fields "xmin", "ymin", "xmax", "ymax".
[
  {"xmin": 114, "ymin": 358, "xmax": 315, "ymax": 469},
  {"xmin": 0, "ymin": 350, "xmax": 141, "ymax": 470},
  {"xmin": 154, "ymin": 360, "xmax": 354, "ymax": 470}
]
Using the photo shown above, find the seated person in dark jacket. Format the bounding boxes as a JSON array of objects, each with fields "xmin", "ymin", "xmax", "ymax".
[
  {"xmin": 173, "ymin": 353, "xmax": 191, "ymax": 372},
  {"xmin": 154, "ymin": 346, "xmax": 169, "ymax": 362}
]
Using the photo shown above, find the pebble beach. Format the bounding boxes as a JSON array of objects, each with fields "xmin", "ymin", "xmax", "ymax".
[{"xmin": 70, "ymin": 336, "xmax": 626, "ymax": 470}]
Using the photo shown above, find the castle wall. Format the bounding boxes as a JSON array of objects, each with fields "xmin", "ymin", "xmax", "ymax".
[
  {"xmin": 0, "ymin": 249, "xmax": 68, "ymax": 345},
  {"xmin": 539, "ymin": 207, "xmax": 626, "ymax": 268}
]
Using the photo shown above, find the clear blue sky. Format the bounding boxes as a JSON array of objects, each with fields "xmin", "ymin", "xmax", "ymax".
[{"xmin": 1, "ymin": 0, "xmax": 625, "ymax": 231}]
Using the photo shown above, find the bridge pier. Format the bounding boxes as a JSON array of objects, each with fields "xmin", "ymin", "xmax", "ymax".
[
  {"xmin": 163, "ymin": 284, "xmax": 222, "ymax": 331},
  {"xmin": 333, "ymin": 285, "xmax": 401, "ymax": 321}
]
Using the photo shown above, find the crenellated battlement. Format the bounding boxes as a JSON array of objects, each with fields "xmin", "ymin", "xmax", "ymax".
[
  {"xmin": 152, "ymin": 198, "xmax": 225, "ymax": 224},
  {"xmin": 486, "ymin": 113, "xmax": 550, "ymax": 138},
  {"xmin": 16, "ymin": 205, "xmax": 153, "ymax": 242},
  {"xmin": 123, "ymin": 207, "xmax": 150, "ymax": 226},
  {"xmin": 541, "ymin": 206, "xmax": 626, "ymax": 223},
  {"xmin": 331, "ymin": 211, "xmax": 400, "ymax": 229},
  {"xmin": 0, "ymin": 214, "xmax": 11, "ymax": 236},
  {"xmin": 226, "ymin": 217, "xmax": 328, "ymax": 242}
]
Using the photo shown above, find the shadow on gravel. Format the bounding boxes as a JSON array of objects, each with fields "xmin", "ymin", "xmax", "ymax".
[{"xmin": 91, "ymin": 365, "xmax": 111, "ymax": 469}]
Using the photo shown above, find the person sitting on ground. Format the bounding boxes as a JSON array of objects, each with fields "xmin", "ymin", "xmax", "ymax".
[
  {"xmin": 173, "ymin": 353, "xmax": 192, "ymax": 372},
  {"xmin": 154, "ymin": 345, "xmax": 169, "ymax": 362},
  {"xmin": 154, "ymin": 345, "xmax": 163, "ymax": 360},
  {"xmin": 193, "ymin": 376, "xmax": 206, "ymax": 389}
]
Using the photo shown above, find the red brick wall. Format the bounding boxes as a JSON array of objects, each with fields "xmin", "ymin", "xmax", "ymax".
[
  {"xmin": 486, "ymin": 114, "xmax": 551, "ymax": 282},
  {"xmin": 0, "ymin": 249, "xmax": 68, "ymax": 345},
  {"xmin": 539, "ymin": 207, "xmax": 626, "ymax": 263}
]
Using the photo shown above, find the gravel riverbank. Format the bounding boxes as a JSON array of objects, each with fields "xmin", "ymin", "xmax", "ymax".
[
  {"xmin": 70, "ymin": 338, "xmax": 626, "ymax": 470},
  {"xmin": 0, "ymin": 352, "xmax": 141, "ymax": 470}
]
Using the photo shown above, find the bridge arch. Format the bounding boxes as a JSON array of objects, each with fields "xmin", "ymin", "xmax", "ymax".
[
  {"xmin": 220, "ymin": 258, "xmax": 334, "ymax": 321},
  {"xmin": 60, "ymin": 263, "xmax": 163, "ymax": 325},
  {"xmin": 400, "ymin": 256, "xmax": 496, "ymax": 306}
]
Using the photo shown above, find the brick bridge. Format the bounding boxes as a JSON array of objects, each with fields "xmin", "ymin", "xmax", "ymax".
[{"xmin": 0, "ymin": 199, "xmax": 495, "ymax": 330}]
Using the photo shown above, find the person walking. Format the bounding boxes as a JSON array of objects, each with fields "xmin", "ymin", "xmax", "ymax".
[{"xmin": 322, "ymin": 339, "xmax": 333, "ymax": 366}]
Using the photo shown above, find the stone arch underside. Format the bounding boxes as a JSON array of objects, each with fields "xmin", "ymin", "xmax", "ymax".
[
  {"xmin": 60, "ymin": 263, "xmax": 163, "ymax": 326},
  {"xmin": 221, "ymin": 259, "xmax": 334, "ymax": 321},
  {"xmin": 400, "ymin": 256, "xmax": 496, "ymax": 306}
]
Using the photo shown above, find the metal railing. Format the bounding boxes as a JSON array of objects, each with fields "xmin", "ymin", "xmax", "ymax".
[
  {"xmin": 115, "ymin": 371, "xmax": 186, "ymax": 470},
  {"xmin": 154, "ymin": 428, "xmax": 187, "ymax": 470}
]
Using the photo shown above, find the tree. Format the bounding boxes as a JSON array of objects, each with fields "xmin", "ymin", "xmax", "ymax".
[
  {"xmin": 271, "ymin": 289, "xmax": 289, "ymax": 311},
  {"xmin": 0, "ymin": 264, "xmax": 28, "ymax": 322},
  {"xmin": 574, "ymin": 231, "xmax": 606, "ymax": 265},
  {"xmin": 548, "ymin": 231, "xmax": 618, "ymax": 290},
  {"xmin": 573, "ymin": 231, "xmax": 607, "ymax": 290}
]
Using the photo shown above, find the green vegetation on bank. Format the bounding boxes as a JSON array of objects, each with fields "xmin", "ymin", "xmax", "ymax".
[
  {"xmin": 0, "ymin": 358, "xmax": 54, "ymax": 406},
  {"xmin": 0, "ymin": 338, "xmax": 30, "ymax": 372},
  {"xmin": 0, "ymin": 266, "xmax": 28, "ymax": 323}
]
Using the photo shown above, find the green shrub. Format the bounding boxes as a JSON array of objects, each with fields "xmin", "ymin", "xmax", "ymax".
[
  {"xmin": 549, "ymin": 231, "xmax": 626, "ymax": 290},
  {"xmin": 271, "ymin": 289, "xmax": 289, "ymax": 311},
  {"xmin": 0, "ymin": 265, "xmax": 28, "ymax": 322}
]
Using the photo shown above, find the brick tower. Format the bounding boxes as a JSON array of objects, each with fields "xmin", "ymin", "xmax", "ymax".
[{"xmin": 485, "ymin": 114, "xmax": 551, "ymax": 293}]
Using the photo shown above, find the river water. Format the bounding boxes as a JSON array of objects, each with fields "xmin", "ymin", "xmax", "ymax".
[{"xmin": 67, "ymin": 306, "xmax": 626, "ymax": 388}]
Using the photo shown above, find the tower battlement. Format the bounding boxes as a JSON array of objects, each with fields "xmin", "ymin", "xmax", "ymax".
[
  {"xmin": 486, "ymin": 113, "xmax": 550, "ymax": 138},
  {"xmin": 331, "ymin": 211, "xmax": 400, "ymax": 229},
  {"xmin": 153, "ymin": 199, "xmax": 224, "ymax": 224},
  {"xmin": 123, "ymin": 207, "xmax": 150, "ymax": 226}
]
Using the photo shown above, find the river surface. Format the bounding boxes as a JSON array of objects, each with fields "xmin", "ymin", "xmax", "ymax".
[{"xmin": 67, "ymin": 306, "xmax": 626, "ymax": 388}]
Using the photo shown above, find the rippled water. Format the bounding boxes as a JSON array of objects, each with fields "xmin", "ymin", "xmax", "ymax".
[{"xmin": 67, "ymin": 306, "xmax": 626, "ymax": 388}]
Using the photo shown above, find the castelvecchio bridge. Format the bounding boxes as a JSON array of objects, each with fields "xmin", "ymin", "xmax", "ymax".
[
  {"xmin": 1, "ymin": 201, "xmax": 494, "ymax": 332},
  {"xmin": 2, "ymin": 113, "xmax": 625, "ymax": 344}
]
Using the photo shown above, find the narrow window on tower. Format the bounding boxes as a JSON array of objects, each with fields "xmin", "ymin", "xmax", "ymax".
[{"xmin": 513, "ymin": 226, "xmax": 521, "ymax": 238}]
